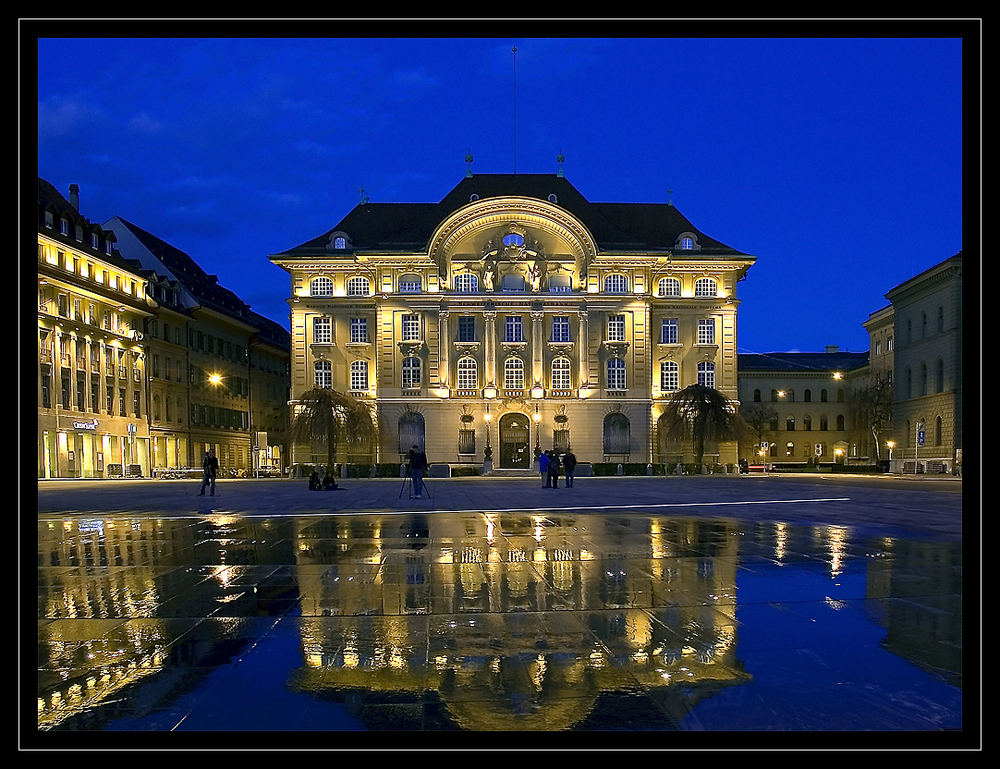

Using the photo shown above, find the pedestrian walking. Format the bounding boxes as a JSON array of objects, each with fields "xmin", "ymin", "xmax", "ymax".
[
  {"xmin": 547, "ymin": 450, "xmax": 561, "ymax": 488},
  {"xmin": 562, "ymin": 448, "xmax": 577, "ymax": 487},
  {"xmin": 539, "ymin": 449, "xmax": 550, "ymax": 486},
  {"xmin": 408, "ymin": 444, "xmax": 428, "ymax": 498},
  {"xmin": 198, "ymin": 448, "xmax": 218, "ymax": 496}
]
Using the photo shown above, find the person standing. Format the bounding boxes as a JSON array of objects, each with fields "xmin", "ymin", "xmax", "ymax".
[
  {"xmin": 408, "ymin": 444, "xmax": 428, "ymax": 498},
  {"xmin": 547, "ymin": 450, "xmax": 561, "ymax": 488},
  {"xmin": 198, "ymin": 448, "xmax": 218, "ymax": 496},
  {"xmin": 538, "ymin": 449, "xmax": 550, "ymax": 487},
  {"xmin": 562, "ymin": 448, "xmax": 577, "ymax": 488}
]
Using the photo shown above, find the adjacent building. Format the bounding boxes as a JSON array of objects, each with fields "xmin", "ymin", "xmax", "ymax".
[
  {"xmin": 105, "ymin": 216, "xmax": 292, "ymax": 474},
  {"xmin": 37, "ymin": 179, "xmax": 154, "ymax": 478},
  {"xmin": 269, "ymin": 173, "xmax": 756, "ymax": 471}
]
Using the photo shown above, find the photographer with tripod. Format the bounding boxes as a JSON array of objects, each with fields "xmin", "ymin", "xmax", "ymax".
[{"xmin": 407, "ymin": 444, "xmax": 429, "ymax": 499}]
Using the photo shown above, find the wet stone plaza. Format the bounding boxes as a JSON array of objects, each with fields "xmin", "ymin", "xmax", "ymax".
[{"xmin": 31, "ymin": 475, "xmax": 969, "ymax": 748}]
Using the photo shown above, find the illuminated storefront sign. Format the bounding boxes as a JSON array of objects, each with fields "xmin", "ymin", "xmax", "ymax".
[{"xmin": 72, "ymin": 419, "xmax": 99, "ymax": 431}]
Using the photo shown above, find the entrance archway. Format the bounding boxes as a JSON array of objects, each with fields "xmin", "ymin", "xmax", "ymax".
[{"xmin": 499, "ymin": 412, "xmax": 531, "ymax": 468}]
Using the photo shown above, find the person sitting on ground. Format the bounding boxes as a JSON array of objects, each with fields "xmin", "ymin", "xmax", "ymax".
[
  {"xmin": 308, "ymin": 470, "xmax": 322, "ymax": 490},
  {"xmin": 323, "ymin": 469, "xmax": 339, "ymax": 490}
]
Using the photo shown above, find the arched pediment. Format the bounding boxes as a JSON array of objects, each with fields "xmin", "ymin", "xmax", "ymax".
[{"xmin": 426, "ymin": 196, "xmax": 598, "ymax": 281}]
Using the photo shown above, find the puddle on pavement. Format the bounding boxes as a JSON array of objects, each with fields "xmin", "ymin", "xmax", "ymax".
[{"xmin": 36, "ymin": 512, "xmax": 962, "ymax": 732}]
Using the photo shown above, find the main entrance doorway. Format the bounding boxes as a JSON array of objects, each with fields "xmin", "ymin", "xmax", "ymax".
[{"xmin": 499, "ymin": 412, "xmax": 531, "ymax": 468}]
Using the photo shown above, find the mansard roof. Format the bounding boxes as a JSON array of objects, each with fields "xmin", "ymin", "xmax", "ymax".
[{"xmin": 275, "ymin": 173, "xmax": 746, "ymax": 257}]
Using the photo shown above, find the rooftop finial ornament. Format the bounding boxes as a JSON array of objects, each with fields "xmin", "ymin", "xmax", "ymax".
[
  {"xmin": 557, "ymin": 149, "xmax": 565, "ymax": 178},
  {"xmin": 465, "ymin": 148, "xmax": 474, "ymax": 178},
  {"xmin": 359, "ymin": 187, "xmax": 369, "ymax": 205}
]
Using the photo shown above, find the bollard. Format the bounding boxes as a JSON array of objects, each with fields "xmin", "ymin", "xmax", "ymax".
[
  {"xmin": 616, "ymin": 463, "xmax": 624, "ymax": 476},
  {"xmin": 646, "ymin": 463, "xmax": 653, "ymax": 476}
]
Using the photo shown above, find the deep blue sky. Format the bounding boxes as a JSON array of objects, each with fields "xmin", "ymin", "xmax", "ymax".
[{"xmin": 34, "ymin": 32, "xmax": 968, "ymax": 354}]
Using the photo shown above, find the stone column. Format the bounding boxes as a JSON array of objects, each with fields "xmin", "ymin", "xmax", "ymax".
[
  {"xmin": 530, "ymin": 307, "xmax": 544, "ymax": 388},
  {"xmin": 438, "ymin": 308, "xmax": 450, "ymax": 389},
  {"xmin": 577, "ymin": 305, "xmax": 589, "ymax": 390},
  {"xmin": 483, "ymin": 307, "xmax": 497, "ymax": 388}
]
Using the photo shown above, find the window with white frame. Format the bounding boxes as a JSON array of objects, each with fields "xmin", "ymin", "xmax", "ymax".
[
  {"xmin": 660, "ymin": 360, "xmax": 679, "ymax": 391},
  {"xmin": 504, "ymin": 315, "xmax": 523, "ymax": 342},
  {"xmin": 504, "ymin": 357, "xmax": 525, "ymax": 390},
  {"xmin": 694, "ymin": 277, "xmax": 717, "ymax": 297},
  {"xmin": 551, "ymin": 357, "xmax": 572, "ymax": 389},
  {"xmin": 457, "ymin": 356, "xmax": 478, "ymax": 389},
  {"xmin": 313, "ymin": 316, "xmax": 331, "ymax": 344},
  {"xmin": 680, "ymin": 236, "xmax": 694, "ymax": 250},
  {"xmin": 402, "ymin": 357, "xmax": 421, "ymax": 389},
  {"xmin": 398, "ymin": 274, "xmax": 421, "ymax": 292},
  {"xmin": 333, "ymin": 236, "xmax": 347, "ymax": 249},
  {"xmin": 660, "ymin": 318, "xmax": 678, "ymax": 344},
  {"xmin": 607, "ymin": 314, "xmax": 626, "ymax": 341},
  {"xmin": 314, "ymin": 360, "xmax": 332, "ymax": 388},
  {"xmin": 607, "ymin": 358, "xmax": 627, "ymax": 390},
  {"xmin": 350, "ymin": 360, "xmax": 369, "ymax": 391},
  {"xmin": 454, "ymin": 273, "xmax": 479, "ymax": 292},
  {"xmin": 551, "ymin": 316, "xmax": 570, "ymax": 342},
  {"xmin": 310, "ymin": 277, "xmax": 333, "ymax": 297},
  {"xmin": 657, "ymin": 278, "xmax": 681, "ymax": 297},
  {"xmin": 697, "ymin": 361, "xmax": 715, "ymax": 388},
  {"xmin": 346, "ymin": 276, "xmax": 370, "ymax": 296},
  {"xmin": 350, "ymin": 317, "xmax": 368, "ymax": 343},
  {"xmin": 401, "ymin": 314, "xmax": 420, "ymax": 341},
  {"xmin": 604, "ymin": 274, "xmax": 628, "ymax": 293},
  {"xmin": 697, "ymin": 319, "xmax": 715, "ymax": 344}
]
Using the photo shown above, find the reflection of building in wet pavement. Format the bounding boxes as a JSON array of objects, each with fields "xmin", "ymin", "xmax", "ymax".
[
  {"xmin": 36, "ymin": 512, "xmax": 962, "ymax": 731},
  {"xmin": 289, "ymin": 514, "xmax": 749, "ymax": 730}
]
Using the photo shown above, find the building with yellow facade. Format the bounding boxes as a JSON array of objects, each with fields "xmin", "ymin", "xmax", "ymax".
[
  {"xmin": 270, "ymin": 173, "xmax": 756, "ymax": 472},
  {"xmin": 37, "ymin": 179, "xmax": 153, "ymax": 479}
]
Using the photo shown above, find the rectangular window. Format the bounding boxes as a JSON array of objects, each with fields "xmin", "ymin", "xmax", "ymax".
[
  {"xmin": 133, "ymin": 390, "xmax": 141, "ymax": 417},
  {"xmin": 91, "ymin": 375, "xmax": 100, "ymax": 412},
  {"xmin": 119, "ymin": 388, "xmax": 127, "ymax": 416},
  {"xmin": 76, "ymin": 374, "xmax": 86, "ymax": 410},
  {"xmin": 313, "ymin": 316, "xmax": 331, "ymax": 344},
  {"xmin": 458, "ymin": 429, "xmax": 476, "ymax": 455},
  {"xmin": 458, "ymin": 316, "xmax": 476, "ymax": 342},
  {"xmin": 661, "ymin": 318, "xmax": 678, "ymax": 344},
  {"xmin": 41, "ymin": 374, "xmax": 51, "ymax": 408},
  {"xmin": 402, "ymin": 314, "xmax": 420, "ymax": 341},
  {"xmin": 350, "ymin": 317, "xmax": 368, "ymax": 343},
  {"xmin": 552, "ymin": 316, "xmax": 570, "ymax": 342},
  {"xmin": 504, "ymin": 315, "xmax": 523, "ymax": 342},
  {"xmin": 697, "ymin": 319, "xmax": 715, "ymax": 345},
  {"xmin": 607, "ymin": 314, "xmax": 626, "ymax": 342}
]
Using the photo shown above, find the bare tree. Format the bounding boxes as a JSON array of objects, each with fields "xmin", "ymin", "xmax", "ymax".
[{"xmin": 739, "ymin": 402, "xmax": 778, "ymax": 458}]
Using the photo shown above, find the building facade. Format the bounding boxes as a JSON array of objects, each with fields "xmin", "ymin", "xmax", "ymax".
[
  {"xmin": 105, "ymin": 216, "xmax": 291, "ymax": 474},
  {"xmin": 37, "ymin": 179, "xmax": 154, "ymax": 478},
  {"xmin": 876, "ymin": 253, "xmax": 963, "ymax": 474},
  {"xmin": 736, "ymin": 349, "xmax": 870, "ymax": 466},
  {"xmin": 270, "ymin": 174, "xmax": 756, "ymax": 471}
]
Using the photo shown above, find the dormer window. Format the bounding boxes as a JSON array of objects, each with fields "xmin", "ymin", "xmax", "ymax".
[
  {"xmin": 327, "ymin": 232, "xmax": 350, "ymax": 251},
  {"xmin": 105, "ymin": 240, "xmax": 113, "ymax": 255},
  {"xmin": 44, "ymin": 211, "xmax": 54, "ymax": 228},
  {"xmin": 91, "ymin": 233, "xmax": 99, "ymax": 249},
  {"xmin": 675, "ymin": 232, "xmax": 698, "ymax": 251},
  {"xmin": 59, "ymin": 219, "xmax": 68, "ymax": 235},
  {"xmin": 333, "ymin": 236, "xmax": 346, "ymax": 249},
  {"xmin": 681, "ymin": 237, "xmax": 693, "ymax": 249}
]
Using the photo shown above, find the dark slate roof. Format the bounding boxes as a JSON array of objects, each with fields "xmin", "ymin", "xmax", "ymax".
[
  {"xmin": 113, "ymin": 216, "xmax": 264, "ymax": 330},
  {"xmin": 37, "ymin": 177, "xmax": 140, "ymax": 275},
  {"xmin": 247, "ymin": 309, "xmax": 290, "ymax": 351},
  {"xmin": 738, "ymin": 351, "xmax": 869, "ymax": 372},
  {"xmin": 275, "ymin": 174, "xmax": 746, "ymax": 256}
]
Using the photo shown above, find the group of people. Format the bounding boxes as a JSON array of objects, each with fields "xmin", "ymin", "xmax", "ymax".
[
  {"xmin": 538, "ymin": 448, "xmax": 577, "ymax": 488},
  {"xmin": 308, "ymin": 469, "xmax": 341, "ymax": 491}
]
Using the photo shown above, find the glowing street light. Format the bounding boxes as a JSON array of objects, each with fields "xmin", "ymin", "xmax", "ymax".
[{"xmin": 208, "ymin": 372, "xmax": 223, "ymax": 386}]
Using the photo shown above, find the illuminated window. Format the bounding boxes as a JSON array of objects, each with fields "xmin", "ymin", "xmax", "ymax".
[
  {"xmin": 314, "ymin": 360, "xmax": 332, "ymax": 388},
  {"xmin": 346, "ymin": 277, "xmax": 370, "ymax": 296},
  {"xmin": 697, "ymin": 319, "xmax": 715, "ymax": 344},
  {"xmin": 310, "ymin": 277, "xmax": 333, "ymax": 297},
  {"xmin": 350, "ymin": 360, "xmax": 368, "ymax": 391},
  {"xmin": 402, "ymin": 314, "xmax": 420, "ymax": 340},
  {"xmin": 504, "ymin": 315, "xmax": 524, "ymax": 342},
  {"xmin": 333, "ymin": 236, "xmax": 347, "ymax": 249},
  {"xmin": 551, "ymin": 357, "xmax": 572, "ymax": 389},
  {"xmin": 607, "ymin": 358, "xmax": 626, "ymax": 390},
  {"xmin": 695, "ymin": 278, "xmax": 717, "ymax": 297},
  {"xmin": 402, "ymin": 357, "xmax": 421, "ymax": 389},
  {"xmin": 398, "ymin": 274, "xmax": 421, "ymax": 292},
  {"xmin": 504, "ymin": 357, "xmax": 525, "ymax": 390},
  {"xmin": 681, "ymin": 236, "xmax": 694, "ymax": 250},
  {"xmin": 604, "ymin": 274, "xmax": 628, "ymax": 293},
  {"xmin": 313, "ymin": 316, "xmax": 331, "ymax": 344},
  {"xmin": 697, "ymin": 361, "xmax": 715, "ymax": 388},
  {"xmin": 658, "ymin": 277, "xmax": 681, "ymax": 297},
  {"xmin": 457, "ymin": 356, "xmax": 478, "ymax": 389},
  {"xmin": 454, "ymin": 273, "xmax": 479, "ymax": 292},
  {"xmin": 660, "ymin": 361, "xmax": 679, "ymax": 391},
  {"xmin": 660, "ymin": 318, "xmax": 678, "ymax": 344},
  {"xmin": 607, "ymin": 314, "xmax": 626, "ymax": 341}
]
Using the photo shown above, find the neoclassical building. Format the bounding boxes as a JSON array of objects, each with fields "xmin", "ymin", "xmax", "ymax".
[{"xmin": 270, "ymin": 173, "xmax": 756, "ymax": 471}]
